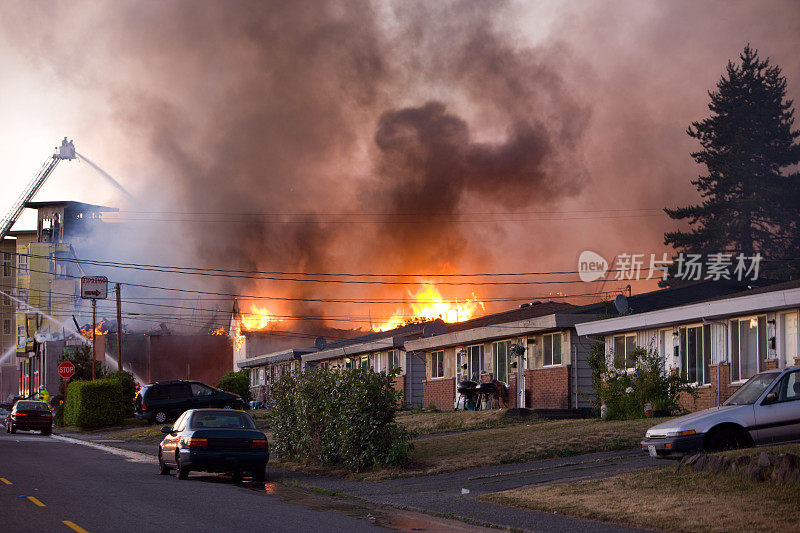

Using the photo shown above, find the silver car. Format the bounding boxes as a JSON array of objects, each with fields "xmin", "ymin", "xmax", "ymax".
[{"xmin": 642, "ymin": 366, "xmax": 800, "ymax": 458}]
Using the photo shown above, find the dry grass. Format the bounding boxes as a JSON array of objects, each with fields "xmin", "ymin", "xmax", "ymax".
[
  {"xmin": 482, "ymin": 458, "xmax": 800, "ymax": 532},
  {"xmin": 396, "ymin": 409, "xmax": 523, "ymax": 436},
  {"xmin": 362, "ymin": 417, "xmax": 657, "ymax": 479}
]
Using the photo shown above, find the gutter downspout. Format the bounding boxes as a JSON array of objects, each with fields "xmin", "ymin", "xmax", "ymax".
[{"xmin": 703, "ymin": 318, "xmax": 728, "ymax": 407}]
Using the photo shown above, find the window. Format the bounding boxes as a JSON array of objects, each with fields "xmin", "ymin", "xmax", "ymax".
[
  {"xmin": 780, "ymin": 312, "xmax": 798, "ymax": 368},
  {"xmin": 678, "ymin": 325, "xmax": 711, "ymax": 384},
  {"xmin": 431, "ymin": 350, "xmax": 444, "ymax": 378},
  {"xmin": 389, "ymin": 349, "xmax": 402, "ymax": 370},
  {"xmin": 17, "ymin": 325, "xmax": 25, "ymax": 349},
  {"xmin": 467, "ymin": 344, "xmax": 484, "ymax": 381},
  {"xmin": 773, "ymin": 370, "xmax": 800, "ymax": 403},
  {"xmin": 191, "ymin": 383, "xmax": 213, "ymax": 397},
  {"xmin": 360, "ymin": 355, "xmax": 370, "ymax": 369},
  {"xmin": 16, "ymin": 289, "xmax": 27, "ymax": 310},
  {"xmin": 491, "ymin": 341, "xmax": 510, "ymax": 382},
  {"xmin": 1, "ymin": 292, "xmax": 9, "ymax": 306},
  {"xmin": 2, "ymin": 319, "xmax": 10, "ymax": 335},
  {"xmin": 2, "ymin": 252, "xmax": 11, "ymax": 277},
  {"xmin": 258, "ymin": 368, "xmax": 265, "ymax": 385},
  {"xmin": 542, "ymin": 334, "xmax": 562, "ymax": 367},
  {"xmin": 344, "ymin": 357, "xmax": 353, "ymax": 370},
  {"xmin": 731, "ymin": 317, "xmax": 767, "ymax": 381},
  {"xmin": 613, "ymin": 334, "xmax": 637, "ymax": 369},
  {"xmin": 17, "ymin": 254, "xmax": 27, "ymax": 275}
]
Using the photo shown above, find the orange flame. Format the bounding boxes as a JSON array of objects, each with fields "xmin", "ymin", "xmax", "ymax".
[
  {"xmin": 241, "ymin": 304, "xmax": 279, "ymax": 331},
  {"xmin": 209, "ymin": 327, "xmax": 227, "ymax": 336},
  {"xmin": 80, "ymin": 319, "xmax": 109, "ymax": 340},
  {"xmin": 373, "ymin": 284, "xmax": 484, "ymax": 332}
]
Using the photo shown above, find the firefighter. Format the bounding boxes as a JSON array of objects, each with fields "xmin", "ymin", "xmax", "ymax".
[{"xmin": 38, "ymin": 388, "xmax": 50, "ymax": 405}]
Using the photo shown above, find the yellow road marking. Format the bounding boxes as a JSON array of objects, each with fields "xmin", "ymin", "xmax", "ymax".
[
  {"xmin": 62, "ymin": 521, "xmax": 89, "ymax": 533},
  {"xmin": 0, "ymin": 477, "xmax": 11, "ymax": 485},
  {"xmin": 27, "ymin": 496, "xmax": 46, "ymax": 507}
]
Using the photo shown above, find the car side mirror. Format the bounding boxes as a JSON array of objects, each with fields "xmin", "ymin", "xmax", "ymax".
[
  {"xmin": 763, "ymin": 392, "xmax": 778, "ymax": 405},
  {"xmin": 160, "ymin": 426, "xmax": 173, "ymax": 434}
]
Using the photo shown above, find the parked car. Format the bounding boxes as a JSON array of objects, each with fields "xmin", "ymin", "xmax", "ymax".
[
  {"xmin": 135, "ymin": 380, "xmax": 244, "ymax": 424},
  {"xmin": 157, "ymin": 409, "xmax": 268, "ymax": 480},
  {"xmin": 5, "ymin": 400, "xmax": 53, "ymax": 435},
  {"xmin": 642, "ymin": 366, "xmax": 800, "ymax": 458}
]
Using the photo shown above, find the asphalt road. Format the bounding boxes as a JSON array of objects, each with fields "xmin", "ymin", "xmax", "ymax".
[{"xmin": 0, "ymin": 429, "xmax": 488, "ymax": 533}]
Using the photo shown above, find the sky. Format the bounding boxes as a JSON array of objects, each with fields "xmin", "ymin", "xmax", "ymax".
[{"xmin": 0, "ymin": 0, "xmax": 798, "ymax": 331}]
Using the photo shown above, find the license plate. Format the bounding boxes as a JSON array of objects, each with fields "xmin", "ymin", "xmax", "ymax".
[{"xmin": 648, "ymin": 445, "xmax": 657, "ymax": 457}]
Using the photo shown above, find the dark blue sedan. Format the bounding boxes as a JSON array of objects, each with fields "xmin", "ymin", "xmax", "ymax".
[{"xmin": 158, "ymin": 409, "xmax": 269, "ymax": 480}]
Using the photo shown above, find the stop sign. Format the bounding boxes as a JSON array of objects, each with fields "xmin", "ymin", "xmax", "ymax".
[{"xmin": 58, "ymin": 362, "xmax": 76, "ymax": 380}]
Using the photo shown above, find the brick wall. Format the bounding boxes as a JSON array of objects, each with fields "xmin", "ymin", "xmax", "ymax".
[
  {"xmin": 765, "ymin": 358, "xmax": 779, "ymax": 370},
  {"xmin": 507, "ymin": 374, "xmax": 517, "ymax": 408},
  {"xmin": 795, "ymin": 357, "xmax": 800, "ymax": 366},
  {"xmin": 392, "ymin": 374, "xmax": 405, "ymax": 399},
  {"xmin": 525, "ymin": 366, "xmax": 570, "ymax": 409},
  {"xmin": 678, "ymin": 363, "xmax": 741, "ymax": 412},
  {"xmin": 423, "ymin": 377, "xmax": 455, "ymax": 411}
]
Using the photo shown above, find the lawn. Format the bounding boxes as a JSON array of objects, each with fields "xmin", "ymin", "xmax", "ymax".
[
  {"xmin": 482, "ymin": 444, "xmax": 800, "ymax": 533},
  {"xmin": 396, "ymin": 409, "xmax": 523, "ymax": 436},
  {"xmin": 368, "ymin": 416, "xmax": 658, "ymax": 479}
]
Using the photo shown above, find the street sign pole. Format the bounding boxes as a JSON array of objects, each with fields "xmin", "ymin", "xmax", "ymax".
[{"xmin": 92, "ymin": 298, "xmax": 96, "ymax": 381}]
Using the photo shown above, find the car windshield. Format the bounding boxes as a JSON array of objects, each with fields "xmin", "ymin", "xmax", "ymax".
[
  {"xmin": 15, "ymin": 401, "xmax": 49, "ymax": 411},
  {"xmin": 190, "ymin": 411, "xmax": 255, "ymax": 429},
  {"xmin": 724, "ymin": 372, "xmax": 778, "ymax": 405}
]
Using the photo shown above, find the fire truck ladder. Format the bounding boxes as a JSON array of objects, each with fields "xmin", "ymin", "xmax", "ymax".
[{"xmin": 0, "ymin": 138, "xmax": 76, "ymax": 241}]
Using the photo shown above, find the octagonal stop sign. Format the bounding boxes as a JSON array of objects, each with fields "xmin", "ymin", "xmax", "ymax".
[{"xmin": 58, "ymin": 362, "xmax": 76, "ymax": 380}]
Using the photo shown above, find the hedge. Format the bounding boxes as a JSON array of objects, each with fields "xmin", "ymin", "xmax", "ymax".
[
  {"xmin": 268, "ymin": 367, "xmax": 414, "ymax": 472},
  {"xmin": 106, "ymin": 371, "xmax": 137, "ymax": 416},
  {"xmin": 64, "ymin": 379, "xmax": 124, "ymax": 428}
]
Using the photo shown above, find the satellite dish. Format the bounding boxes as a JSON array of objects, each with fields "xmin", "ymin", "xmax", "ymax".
[
  {"xmin": 614, "ymin": 294, "xmax": 628, "ymax": 314},
  {"xmin": 315, "ymin": 336, "xmax": 327, "ymax": 350}
]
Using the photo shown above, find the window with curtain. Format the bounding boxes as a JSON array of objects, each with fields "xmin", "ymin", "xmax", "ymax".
[
  {"xmin": 731, "ymin": 317, "xmax": 766, "ymax": 381},
  {"xmin": 431, "ymin": 350, "xmax": 444, "ymax": 378},
  {"xmin": 543, "ymin": 333, "xmax": 562, "ymax": 366},
  {"xmin": 468, "ymin": 345, "xmax": 484, "ymax": 381},
  {"xmin": 613, "ymin": 334, "xmax": 637, "ymax": 369}
]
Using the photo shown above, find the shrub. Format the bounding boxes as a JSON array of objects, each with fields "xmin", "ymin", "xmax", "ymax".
[
  {"xmin": 106, "ymin": 370, "xmax": 137, "ymax": 416},
  {"xmin": 595, "ymin": 346, "xmax": 696, "ymax": 420},
  {"xmin": 268, "ymin": 367, "xmax": 414, "ymax": 472},
  {"xmin": 217, "ymin": 370, "xmax": 251, "ymax": 404},
  {"xmin": 64, "ymin": 379, "xmax": 124, "ymax": 428}
]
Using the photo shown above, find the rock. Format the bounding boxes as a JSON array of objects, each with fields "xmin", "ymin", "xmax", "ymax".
[
  {"xmin": 730, "ymin": 455, "xmax": 750, "ymax": 474},
  {"xmin": 743, "ymin": 462, "xmax": 766, "ymax": 482},
  {"xmin": 691, "ymin": 455, "xmax": 709, "ymax": 472},
  {"xmin": 757, "ymin": 451, "xmax": 774, "ymax": 467},
  {"xmin": 706, "ymin": 455, "xmax": 725, "ymax": 475},
  {"xmin": 771, "ymin": 453, "xmax": 800, "ymax": 483}
]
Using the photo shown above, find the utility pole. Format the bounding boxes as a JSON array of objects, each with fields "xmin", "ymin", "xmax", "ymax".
[
  {"xmin": 91, "ymin": 298, "xmax": 96, "ymax": 381},
  {"xmin": 116, "ymin": 283, "xmax": 122, "ymax": 372}
]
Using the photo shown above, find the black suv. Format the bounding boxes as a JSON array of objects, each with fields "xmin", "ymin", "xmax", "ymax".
[{"xmin": 135, "ymin": 380, "xmax": 244, "ymax": 424}]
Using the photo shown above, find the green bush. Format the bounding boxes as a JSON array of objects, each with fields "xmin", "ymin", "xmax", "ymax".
[
  {"xmin": 64, "ymin": 379, "xmax": 124, "ymax": 428},
  {"xmin": 268, "ymin": 367, "xmax": 414, "ymax": 472},
  {"xmin": 596, "ymin": 346, "xmax": 696, "ymax": 420},
  {"xmin": 217, "ymin": 370, "xmax": 251, "ymax": 404},
  {"xmin": 60, "ymin": 346, "xmax": 106, "ymax": 382},
  {"xmin": 106, "ymin": 371, "xmax": 137, "ymax": 416}
]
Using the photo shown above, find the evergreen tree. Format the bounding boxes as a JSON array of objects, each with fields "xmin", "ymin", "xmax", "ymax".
[{"xmin": 665, "ymin": 45, "xmax": 800, "ymax": 278}]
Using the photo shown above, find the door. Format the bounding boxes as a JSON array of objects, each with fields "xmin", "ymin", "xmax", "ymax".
[{"xmin": 754, "ymin": 369, "xmax": 800, "ymax": 444}]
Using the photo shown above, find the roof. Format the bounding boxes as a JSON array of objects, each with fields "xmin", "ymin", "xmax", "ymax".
[
  {"xmin": 576, "ymin": 279, "xmax": 797, "ymax": 336},
  {"xmin": 404, "ymin": 302, "xmax": 593, "ymax": 352},
  {"xmin": 237, "ymin": 348, "xmax": 314, "ymax": 368},
  {"xmin": 24, "ymin": 201, "xmax": 118, "ymax": 212}
]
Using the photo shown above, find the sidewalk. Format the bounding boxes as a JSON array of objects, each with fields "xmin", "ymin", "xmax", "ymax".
[{"xmin": 56, "ymin": 428, "xmax": 657, "ymax": 532}]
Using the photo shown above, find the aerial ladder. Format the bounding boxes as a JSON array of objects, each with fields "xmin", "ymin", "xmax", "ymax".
[{"xmin": 0, "ymin": 138, "xmax": 76, "ymax": 241}]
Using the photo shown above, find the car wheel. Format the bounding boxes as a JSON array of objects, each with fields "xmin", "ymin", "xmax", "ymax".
[
  {"xmin": 158, "ymin": 451, "xmax": 171, "ymax": 475},
  {"xmin": 176, "ymin": 452, "xmax": 190, "ymax": 480},
  {"xmin": 706, "ymin": 427, "xmax": 740, "ymax": 452},
  {"xmin": 253, "ymin": 465, "xmax": 267, "ymax": 481},
  {"xmin": 153, "ymin": 411, "xmax": 168, "ymax": 425}
]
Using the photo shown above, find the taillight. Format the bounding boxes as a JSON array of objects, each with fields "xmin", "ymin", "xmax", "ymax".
[
  {"xmin": 183, "ymin": 437, "xmax": 207, "ymax": 448},
  {"xmin": 252, "ymin": 439, "xmax": 268, "ymax": 449},
  {"xmin": 42, "ymin": 413, "xmax": 52, "ymax": 417},
  {"xmin": 14, "ymin": 413, "xmax": 26, "ymax": 417}
]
